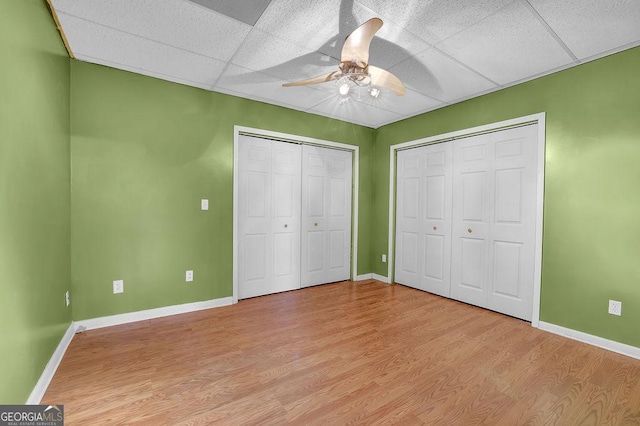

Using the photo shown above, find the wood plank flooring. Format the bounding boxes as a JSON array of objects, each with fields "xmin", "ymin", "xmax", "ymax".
[{"xmin": 44, "ymin": 280, "xmax": 640, "ymax": 425}]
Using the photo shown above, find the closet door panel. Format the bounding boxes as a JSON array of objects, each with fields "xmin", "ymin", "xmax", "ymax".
[
  {"xmin": 420, "ymin": 143, "xmax": 453, "ymax": 297},
  {"xmin": 451, "ymin": 134, "xmax": 493, "ymax": 308},
  {"xmin": 488, "ymin": 125, "xmax": 537, "ymax": 320},
  {"xmin": 238, "ymin": 136, "xmax": 301, "ymax": 299},
  {"xmin": 394, "ymin": 148, "xmax": 424, "ymax": 288},
  {"xmin": 301, "ymin": 145, "xmax": 352, "ymax": 287}
]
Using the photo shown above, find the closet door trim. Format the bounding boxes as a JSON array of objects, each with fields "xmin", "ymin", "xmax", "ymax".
[
  {"xmin": 387, "ymin": 113, "xmax": 546, "ymax": 327},
  {"xmin": 233, "ymin": 126, "xmax": 360, "ymax": 304}
]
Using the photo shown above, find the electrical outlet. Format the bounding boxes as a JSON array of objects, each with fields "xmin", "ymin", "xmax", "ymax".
[
  {"xmin": 65, "ymin": 291, "xmax": 70, "ymax": 307},
  {"xmin": 382, "ymin": 254, "xmax": 387, "ymax": 263},
  {"xmin": 113, "ymin": 279, "xmax": 124, "ymax": 294},
  {"xmin": 608, "ymin": 300, "xmax": 622, "ymax": 316},
  {"xmin": 186, "ymin": 270, "xmax": 194, "ymax": 282}
]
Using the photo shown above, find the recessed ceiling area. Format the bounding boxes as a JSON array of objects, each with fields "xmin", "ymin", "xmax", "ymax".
[{"xmin": 50, "ymin": 0, "xmax": 640, "ymax": 128}]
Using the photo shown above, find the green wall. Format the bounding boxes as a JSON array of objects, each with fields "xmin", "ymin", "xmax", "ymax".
[
  {"xmin": 0, "ymin": 1, "xmax": 71, "ymax": 403},
  {"xmin": 70, "ymin": 61, "xmax": 375, "ymax": 320},
  {"xmin": 374, "ymin": 46, "xmax": 640, "ymax": 348}
]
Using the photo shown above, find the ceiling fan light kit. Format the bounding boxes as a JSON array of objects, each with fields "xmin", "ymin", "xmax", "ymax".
[{"xmin": 283, "ymin": 18, "xmax": 406, "ymax": 100}]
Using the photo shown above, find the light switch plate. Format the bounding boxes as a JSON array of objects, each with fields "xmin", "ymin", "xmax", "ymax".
[{"xmin": 201, "ymin": 199, "xmax": 209, "ymax": 210}]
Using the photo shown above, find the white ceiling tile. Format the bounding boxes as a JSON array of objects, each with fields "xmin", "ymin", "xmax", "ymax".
[
  {"xmin": 58, "ymin": 12, "xmax": 227, "ymax": 87},
  {"xmin": 74, "ymin": 54, "xmax": 212, "ymax": 91},
  {"xmin": 354, "ymin": 88, "xmax": 443, "ymax": 116},
  {"xmin": 356, "ymin": 0, "xmax": 515, "ymax": 44},
  {"xmin": 389, "ymin": 47, "xmax": 498, "ymax": 102},
  {"xmin": 436, "ymin": 2, "xmax": 574, "ymax": 85},
  {"xmin": 255, "ymin": 0, "xmax": 343, "ymax": 54},
  {"xmin": 528, "ymin": 0, "xmax": 640, "ymax": 60},
  {"xmin": 187, "ymin": 0, "xmax": 273, "ymax": 26},
  {"xmin": 360, "ymin": 18, "xmax": 431, "ymax": 69},
  {"xmin": 231, "ymin": 29, "xmax": 341, "ymax": 82},
  {"xmin": 51, "ymin": 0, "xmax": 251, "ymax": 61},
  {"xmin": 215, "ymin": 65, "xmax": 333, "ymax": 110},
  {"xmin": 310, "ymin": 97, "xmax": 403, "ymax": 128}
]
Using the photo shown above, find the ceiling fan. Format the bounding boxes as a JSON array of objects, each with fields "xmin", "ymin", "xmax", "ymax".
[{"xmin": 282, "ymin": 18, "xmax": 406, "ymax": 99}]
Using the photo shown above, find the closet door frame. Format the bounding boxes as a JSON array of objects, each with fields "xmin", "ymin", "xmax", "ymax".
[
  {"xmin": 233, "ymin": 126, "xmax": 360, "ymax": 304},
  {"xmin": 387, "ymin": 113, "xmax": 546, "ymax": 327}
]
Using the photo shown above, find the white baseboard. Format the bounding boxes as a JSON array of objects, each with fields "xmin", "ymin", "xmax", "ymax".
[
  {"xmin": 538, "ymin": 321, "xmax": 640, "ymax": 360},
  {"xmin": 355, "ymin": 273, "xmax": 373, "ymax": 281},
  {"xmin": 355, "ymin": 273, "xmax": 391, "ymax": 283},
  {"xmin": 372, "ymin": 273, "xmax": 391, "ymax": 284},
  {"xmin": 75, "ymin": 296, "xmax": 234, "ymax": 332},
  {"xmin": 27, "ymin": 322, "xmax": 76, "ymax": 404}
]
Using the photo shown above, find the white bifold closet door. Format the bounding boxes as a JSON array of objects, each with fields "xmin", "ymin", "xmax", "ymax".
[
  {"xmin": 395, "ymin": 143, "xmax": 453, "ymax": 297},
  {"xmin": 450, "ymin": 124, "xmax": 537, "ymax": 320},
  {"xmin": 238, "ymin": 135, "xmax": 302, "ymax": 299},
  {"xmin": 238, "ymin": 136, "xmax": 353, "ymax": 299},
  {"xmin": 301, "ymin": 145, "xmax": 353, "ymax": 287},
  {"xmin": 395, "ymin": 124, "xmax": 538, "ymax": 321}
]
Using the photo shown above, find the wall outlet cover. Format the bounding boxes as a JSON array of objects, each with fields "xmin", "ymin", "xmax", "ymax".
[
  {"xmin": 65, "ymin": 291, "xmax": 70, "ymax": 307},
  {"xmin": 186, "ymin": 270, "xmax": 194, "ymax": 282},
  {"xmin": 113, "ymin": 279, "xmax": 124, "ymax": 294},
  {"xmin": 608, "ymin": 299, "xmax": 622, "ymax": 316},
  {"xmin": 382, "ymin": 254, "xmax": 387, "ymax": 263}
]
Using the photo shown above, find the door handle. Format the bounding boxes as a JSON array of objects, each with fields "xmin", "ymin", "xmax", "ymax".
[
  {"xmin": 314, "ymin": 222, "xmax": 318, "ymax": 227},
  {"xmin": 467, "ymin": 228, "xmax": 472, "ymax": 233},
  {"xmin": 284, "ymin": 224, "xmax": 288, "ymax": 228},
  {"xmin": 433, "ymin": 226, "xmax": 437, "ymax": 231}
]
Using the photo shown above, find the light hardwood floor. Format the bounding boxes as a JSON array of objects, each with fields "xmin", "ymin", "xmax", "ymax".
[{"xmin": 44, "ymin": 280, "xmax": 640, "ymax": 425}]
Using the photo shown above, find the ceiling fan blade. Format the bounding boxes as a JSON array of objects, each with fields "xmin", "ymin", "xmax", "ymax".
[
  {"xmin": 368, "ymin": 65, "xmax": 406, "ymax": 96},
  {"xmin": 282, "ymin": 71, "xmax": 341, "ymax": 87},
  {"xmin": 341, "ymin": 18, "xmax": 383, "ymax": 65}
]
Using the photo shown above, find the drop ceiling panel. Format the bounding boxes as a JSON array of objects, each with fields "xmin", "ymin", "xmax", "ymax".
[
  {"xmin": 254, "ymin": 0, "xmax": 343, "ymax": 54},
  {"xmin": 187, "ymin": 0, "xmax": 273, "ymax": 26},
  {"xmin": 215, "ymin": 65, "xmax": 332, "ymax": 110},
  {"xmin": 364, "ymin": 22, "xmax": 433, "ymax": 71},
  {"xmin": 389, "ymin": 47, "xmax": 497, "ymax": 103},
  {"xmin": 436, "ymin": 1, "xmax": 575, "ymax": 85},
  {"xmin": 231, "ymin": 29, "xmax": 339, "ymax": 82},
  {"xmin": 355, "ymin": 89, "xmax": 443, "ymax": 117},
  {"xmin": 528, "ymin": 0, "xmax": 640, "ymax": 60},
  {"xmin": 51, "ymin": 0, "xmax": 251, "ymax": 61},
  {"xmin": 356, "ymin": 0, "xmax": 515, "ymax": 44},
  {"xmin": 310, "ymin": 97, "xmax": 403, "ymax": 128},
  {"xmin": 58, "ymin": 12, "xmax": 227, "ymax": 88},
  {"xmin": 74, "ymin": 54, "xmax": 212, "ymax": 91}
]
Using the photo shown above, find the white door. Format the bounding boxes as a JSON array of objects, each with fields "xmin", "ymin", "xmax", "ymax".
[
  {"xmin": 421, "ymin": 143, "xmax": 453, "ymax": 297},
  {"xmin": 488, "ymin": 125, "xmax": 537, "ymax": 319},
  {"xmin": 395, "ymin": 144, "xmax": 453, "ymax": 297},
  {"xmin": 301, "ymin": 145, "xmax": 353, "ymax": 287},
  {"xmin": 394, "ymin": 147, "xmax": 423, "ymax": 288},
  {"xmin": 450, "ymin": 125, "xmax": 538, "ymax": 320},
  {"xmin": 450, "ymin": 133, "xmax": 493, "ymax": 308},
  {"xmin": 238, "ymin": 135, "xmax": 301, "ymax": 299}
]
